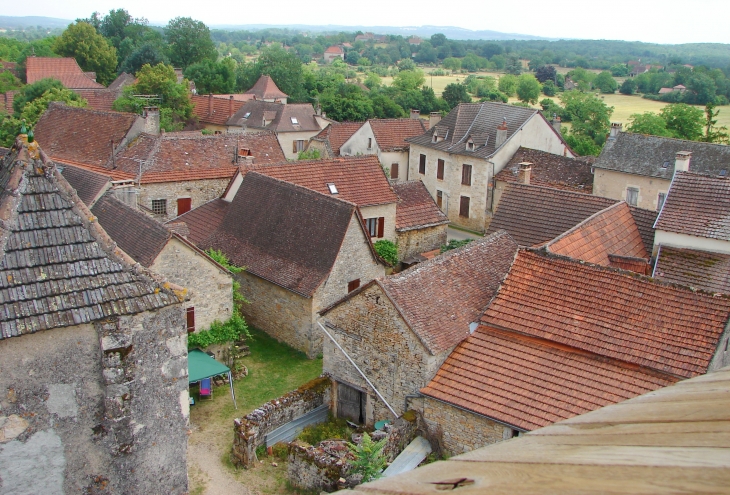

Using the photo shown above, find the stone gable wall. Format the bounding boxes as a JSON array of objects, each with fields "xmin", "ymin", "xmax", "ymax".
[
  {"xmin": 360, "ymin": 203, "xmax": 398, "ymax": 243},
  {"xmin": 396, "ymin": 224, "xmax": 447, "ymax": 260},
  {"xmin": 140, "ymin": 177, "xmax": 231, "ymax": 221}
]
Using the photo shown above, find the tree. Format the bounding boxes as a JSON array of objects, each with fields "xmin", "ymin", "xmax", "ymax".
[
  {"xmin": 626, "ymin": 112, "xmax": 675, "ymax": 137},
  {"xmin": 660, "ymin": 103, "xmax": 704, "ymax": 140},
  {"xmin": 120, "ymin": 42, "xmax": 169, "ymax": 74},
  {"xmin": 442, "ymin": 57, "xmax": 461, "ymax": 72},
  {"xmin": 165, "ymin": 17, "xmax": 216, "ymax": 69},
  {"xmin": 535, "ymin": 65, "xmax": 557, "ymax": 83},
  {"xmin": 516, "ymin": 74, "xmax": 541, "ymax": 104},
  {"xmin": 560, "ymin": 91, "xmax": 613, "ymax": 154},
  {"xmin": 319, "ymin": 83, "xmax": 373, "ymax": 121},
  {"xmin": 481, "ymin": 42, "xmax": 503, "ymax": 59},
  {"xmin": 0, "ymin": 66, "xmax": 22, "ymax": 94},
  {"xmin": 593, "ymin": 71, "xmax": 618, "ymax": 93},
  {"xmin": 610, "ymin": 64, "xmax": 629, "ymax": 77},
  {"xmin": 498, "ymin": 74, "xmax": 518, "ymax": 96},
  {"xmin": 702, "ymin": 102, "xmax": 730, "ymax": 144},
  {"xmin": 13, "ymin": 78, "xmax": 66, "ymax": 114},
  {"xmin": 442, "ymin": 83, "xmax": 471, "ymax": 108},
  {"xmin": 542, "ymin": 80, "xmax": 556, "ymax": 97},
  {"xmin": 619, "ymin": 78, "xmax": 637, "ymax": 95},
  {"xmin": 53, "ymin": 22, "xmax": 117, "ymax": 85},
  {"xmin": 363, "ymin": 72, "xmax": 381, "ymax": 90},
  {"xmin": 392, "ymin": 70, "xmax": 425, "ymax": 92},
  {"xmin": 505, "ymin": 56, "xmax": 522, "ymax": 75},
  {"xmin": 237, "ymin": 45, "xmax": 305, "ymax": 102},
  {"xmin": 184, "ymin": 58, "xmax": 236, "ymax": 94}
]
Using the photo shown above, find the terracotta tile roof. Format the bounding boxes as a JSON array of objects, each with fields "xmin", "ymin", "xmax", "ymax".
[
  {"xmin": 107, "ymin": 72, "xmax": 136, "ymax": 91},
  {"xmin": 240, "ymin": 155, "xmax": 398, "ymax": 207},
  {"xmin": 0, "ymin": 141, "xmax": 180, "ymax": 339},
  {"xmin": 311, "ymin": 122, "xmax": 363, "ymax": 156},
  {"xmin": 545, "ymin": 202, "xmax": 648, "ymax": 266},
  {"xmin": 654, "ymin": 246, "xmax": 730, "ymax": 294},
  {"xmin": 74, "ymin": 89, "xmax": 117, "ymax": 111},
  {"xmin": 91, "ymin": 193, "xmax": 171, "ymax": 268},
  {"xmin": 26, "ymin": 57, "xmax": 105, "ymax": 89},
  {"xmin": 654, "ymin": 172, "xmax": 730, "ymax": 241},
  {"xmin": 1, "ymin": 90, "xmax": 17, "ymax": 115},
  {"xmin": 482, "ymin": 250, "xmax": 730, "ymax": 378},
  {"xmin": 34, "ymin": 103, "xmax": 140, "ymax": 168},
  {"xmin": 373, "ymin": 231, "xmax": 519, "ymax": 355},
  {"xmin": 53, "ymin": 158, "xmax": 134, "ymax": 181},
  {"xmin": 199, "ymin": 173, "xmax": 364, "ymax": 297},
  {"xmin": 595, "ymin": 132, "xmax": 730, "ymax": 179},
  {"xmin": 191, "ymin": 94, "xmax": 248, "ymax": 126},
  {"xmin": 495, "ymin": 147, "xmax": 594, "ymax": 193},
  {"xmin": 171, "ymin": 198, "xmax": 230, "ymax": 245},
  {"xmin": 59, "ymin": 163, "xmax": 111, "ymax": 206},
  {"xmin": 325, "ymin": 45, "xmax": 344, "ymax": 54},
  {"xmin": 393, "ymin": 181, "xmax": 449, "ymax": 231},
  {"xmin": 369, "ymin": 118, "xmax": 427, "ymax": 152},
  {"xmin": 243, "ymin": 75, "xmax": 288, "ymax": 100},
  {"xmin": 226, "ymin": 100, "xmax": 321, "ymax": 132},
  {"xmin": 422, "ymin": 326, "xmax": 678, "ymax": 430}
]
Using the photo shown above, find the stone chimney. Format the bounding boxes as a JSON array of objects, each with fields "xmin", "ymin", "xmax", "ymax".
[
  {"xmin": 208, "ymin": 93, "xmax": 213, "ymax": 116},
  {"xmin": 675, "ymin": 151, "xmax": 692, "ymax": 172},
  {"xmin": 229, "ymin": 95, "xmax": 234, "ymax": 118},
  {"xmin": 429, "ymin": 112, "xmax": 442, "ymax": 129},
  {"xmin": 552, "ymin": 116, "xmax": 561, "ymax": 135},
  {"xmin": 143, "ymin": 107, "xmax": 160, "ymax": 135},
  {"xmin": 495, "ymin": 120, "xmax": 508, "ymax": 148},
  {"xmin": 517, "ymin": 162, "xmax": 532, "ymax": 185},
  {"xmin": 608, "ymin": 122, "xmax": 622, "ymax": 141},
  {"xmin": 315, "ymin": 104, "xmax": 322, "ymax": 116},
  {"xmin": 410, "ymin": 109, "xmax": 421, "ymax": 119}
]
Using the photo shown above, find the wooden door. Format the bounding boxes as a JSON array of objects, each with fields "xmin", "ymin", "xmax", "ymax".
[
  {"xmin": 337, "ymin": 382, "xmax": 364, "ymax": 424},
  {"xmin": 177, "ymin": 198, "xmax": 192, "ymax": 215}
]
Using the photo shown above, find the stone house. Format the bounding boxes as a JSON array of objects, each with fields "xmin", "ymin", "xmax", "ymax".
[
  {"xmin": 592, "ymin": 129, "xmax": 730, "ymax": 211},
  {"xmin": 176, "ymin": 172, "xmax": 387, "ymax": 357},
  {"xmin": 340, "ymin": 118, "xmax": 427, "ymax": 182},
  {"xmin": 318, "ymin": 231, "xmax": 519, "ymax": 426},
  {"xmin": 324, "ymin": 45, "xmax": 345, "ymax": 63},
  {"xmin": 306, "ymin": 121, "xmax": 364, "ymax": 158},
  {"xmin": 226, "ymin": 100, "xmax": 327, "ymax": 159},
  {"xmin": 0, "ymin": 138, "xmax": 189, "ymax": 494},
  {"xmin": 406, "ymin": 102, "xmax": 574, "ymax": 232},
  {"xmin": 392, "ymin": 181, "xmax": 449, "ymax": 260},
  {"xmin": 418, "ymin": 248, "xmax": 730, "ymax": 455}
]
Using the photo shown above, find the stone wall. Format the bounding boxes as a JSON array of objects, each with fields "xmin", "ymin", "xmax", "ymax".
[
  {"xmin": 593, "ymin": 168, "xmax": 669, "ymax": 211},
  {"xmin": 396, "ymin": 224, "xmax": 448, "ymax": 260},
  {"xmin": 232, "ymin": 376, "xmax": 331, "ymax": 468},
  {"xmin": 151, "ymin": 236, "xmax": 233, "ymax": 331},
  {"xmin": 360, "ymin": 203, "xmax": 398, "ymax": 243},
  {"xmin": 416, "ymin": 396, "xmax": 515, "ymax": 456},
  {"xmin": 322, "ymin": 284, "xmax": 450, "ymax": 426},
  {"xmin": 0, "ymin": 305, "xmax": 189, "ymax": 494},
  {"xmin": 140, "ymin": 177, "xmax": 232, "ymax": 221}
]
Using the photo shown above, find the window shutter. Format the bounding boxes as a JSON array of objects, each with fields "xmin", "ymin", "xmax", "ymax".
[
  {"xmin": 419, "ymin": 154, "xmax": 426, "ymax": 174},
  {"xmin": 391, "ymin": 163, "xmax": 399, "ymax": 179},
  {"xmin": 186, "ymin": 307, "xmax": 196, "ymax": 333},
  {"xmin": 177, "ymin": 198, "xmax": 192, "ymax": 215},
  {"xmin": 437, "ymin": 191, "xmax": 443, "ymax": 209},
  {"xmin": 377, "ymin": 217, "xmax": 384, "ymax": 238},
  {"xmin": 348, "ymin": 279, "xmax": 360, "ymax": 292},
  {"xmin": 437, "ymin": 159, "xmax": 445, "ymax": 180},
  {"xmin": 292, "ymin": 141, "xmax": 298, "ymax": 153},
  {"xmin": 462, "ymin": 164, "xmax": 472, "ymax": 185},
  {"xmin": 459, "ymin": 196, "xmax": 470, "ymax": 218}
]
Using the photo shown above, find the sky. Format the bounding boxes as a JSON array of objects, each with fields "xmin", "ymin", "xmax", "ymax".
[{"xmin": 4, "ymin": 0, "xmax": 730, "ymax": 45}]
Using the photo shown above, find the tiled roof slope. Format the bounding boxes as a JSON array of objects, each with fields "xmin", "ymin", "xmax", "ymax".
[
  {"xmin": 74, "ymin": 89, "xmax": 117, "ymax": 111},
  {"xmin": 312, "ymin": 122, "xmax": 363, "ymax": 156},
  {"xmin": 369, "ymin": 119, "xmax": 426, "ymax": 152},
  {"xmin": 91, "ymin": 193, "xmax": 171, "ymax": 267},
  {"xmin": 108, "ymin": 72, "xmax": 136, "ymax": 91},
  {"xmin": 26, "ymin": 57, "xmax": 105, "ymax": 89},
  {"xmin": 406, "ymin": 102, "xmax": 547, "ymax": 159},
  {"xmin": 169, "ymin": 199, "xmax": 230, "ymax": 245},
  {"xmin": 595, "ymin": 132, "xmax": 730, "ymax": 179},
  {"xmin": 482, "ymin": 250, "xmax": 730, "ymax": 378},
  {"xmin": 34, "ymin": 103, "xmax": 139, "ymax": 168},
  {"xmin": 201, "ymin": 173, "xmax": 360, "ymax": 297},
  {"xmin": 654, "ymin": 246, "xmax": 730, "ymax": 294},
  {"xmin": 59, "ymin": 163, "xmax": 111, "ymax": 206},
  {"xmin": 393, "ymin": 181, "xmax": 449, "ymax": 231},
  {"xmin": 546, "ymin": 202, "xmax": 648, "ymax": 266},
  {"xmin": 421, "ymin": 326, "xmax": 678, "ymax": 430},
  {"xmin": 191, "ymin": 94, "xmax": 247, "ymax": 126},
  {"xmin": 241, "ymin": 155, "xmax": 398, "ymax": 207},
  {"xmin": 226, "ymin": 100, "xmax": 320, "ymax": 132},
  {"xmin": 377, "ymin": 231, "xmax": 519, "ymax": 355},
  {"xmin": 654, "ymin": 172, "xmax": 730, "ymax": 241},
  {"xmin": 244, "ymin": 75, "xmax": 288, "ymax": 100},
  {"xmin": 495, "ymin": 147, "xmax": 594, "ymax": 193},
  {"xmin": 0, "ymin": 140, "xmax": 181, "ymax": 339}
]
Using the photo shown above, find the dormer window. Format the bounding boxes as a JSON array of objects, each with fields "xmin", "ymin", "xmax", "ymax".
[
  {"xmin": 662, "ymin": 160, "xmax": 670, "ymax": 168},
  {"xmin": 466, "ymin": 139, "xmax": 474, "ymax": 151},
  {"xmin": 327, "ymin": 183, "xmax": 338, "ymax": 194},
  {"xmin": 243, "ymin": 112, "xmax": 251, "ymax": 119},
  {"xmin": 291, "ymin": 117, "xmax": 299, "ymax": 125},
  {"xmin": 721, "ymin": 169, "xmax": 728, "ymax": 176}
]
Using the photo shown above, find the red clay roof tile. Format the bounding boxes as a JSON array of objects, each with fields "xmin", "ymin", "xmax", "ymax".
[
  {"xmin": 172, "ymin": 198, "xmax": 230, "ymax": 246},
  {"xmin": 26, "ymin": 57, "xmax": 104, "ymax": 89},
  {"xmin": 191, "ymin": 94, "xmax": 248, "ymax": 126},
  {"xmin": 495, "ymin": 147, "xmax": 594, "ymax": 193},
  {"xmin": 653, "ymin": 246, "xmax": 730, "ymax": 294},
  {"xmin": 393, "ymin": 181, "xmax": 449, "ymax": 231},
  {"xmin": 243, "ymin": 75, "xmax": 288, "ymax": 100},
  {"xmin": 312, "ymin": 122, "xmax": 363, "ymax": 156},
  {"xmin": 369, "ymin": 119, "xmax": 427, "ymax": 152},
  {"xmin": 58, "ymin": 163, "xmax": 111, "ymax": 206}
]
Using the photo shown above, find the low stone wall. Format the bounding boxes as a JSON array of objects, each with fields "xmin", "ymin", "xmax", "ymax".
[
  {"xmin": 232, "ymin": 375, "xmax": 331, "ymax": 467},
  {"xmin": 396, "ymin": 225, "xmax": 448, "ymax": 261}
]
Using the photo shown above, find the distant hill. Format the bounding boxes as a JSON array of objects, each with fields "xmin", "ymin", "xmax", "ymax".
[{"xmin": 0, "ymin": 16, "xmax": 71, "ymax": 29}]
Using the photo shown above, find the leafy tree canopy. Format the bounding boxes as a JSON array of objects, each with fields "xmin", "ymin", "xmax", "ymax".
[
  {"xmin": 498, "ymin": 74, "xmax": 518, "ymax": 96},
  {"xmin": 165, "ymin": 17, "xmax": 217, "ymax": 69},
  {"xmin": 442, "ymin": 83, "xmax": 471, "ymax": 108},
  {"xmin": 660, "ymin": 103, "xmax": 704, "ymax": 140},
  {"xmin": 534, "ymin": 65, "xmax": 557, "ymax": 83},
  {"xmin": 593, "ymin": 71, "xmax": 618, "ymax": 94},
  {"xmin": 516, "ymin": 73, "xmax": 541, "ymax": 104},
  {"xmin": 185, "ymin": 58, "xmax": 236, "ymax": 94},
  {"xmin": 53, "ymin": 22, "xmax": 117, "ymax": 85},
  {"xmin": 626, "ymin": 112, "xmax": 675, "ymax": 137}
]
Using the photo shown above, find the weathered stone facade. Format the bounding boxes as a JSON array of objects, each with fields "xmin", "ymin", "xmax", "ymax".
[
  {"xmin": 396, "ymin": 224, "xmax": 448, "ymax": 260},
  {"xmin": 593, "ymin": 168, "xmax": 669, "ymax": 212},
  {"xmin": 360, "ymin": 203, "xmax": 397, "ymax": 243},
  {"xmin": 0, "ymin": 306, "xmax": 189, "ymax": 494},
  {"xmin": 140, "ymin": 177, "xmax": 232, "ymax": 221},
  {"xmin": 150, "ymin": 236, "xmax": 233, "ymax": 331},
  {"xmin": 322, "ymin": 284, "xmax": 451, "ymax": 426}
]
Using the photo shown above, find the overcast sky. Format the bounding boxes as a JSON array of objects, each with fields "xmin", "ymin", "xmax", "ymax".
[{"xmin": 5, "ymin": 0, "xmax": 730, "ymax": 45}]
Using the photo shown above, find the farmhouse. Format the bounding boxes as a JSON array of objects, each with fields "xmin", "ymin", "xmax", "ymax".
[{"xmin": 306, "ymin": 121, "xmax": 364, "ymax": 158}]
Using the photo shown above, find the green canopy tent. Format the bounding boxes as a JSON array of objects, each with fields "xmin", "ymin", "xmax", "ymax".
[{"xmin": 188, "ymin": 349, "xmax": 237, "ymax": 409}]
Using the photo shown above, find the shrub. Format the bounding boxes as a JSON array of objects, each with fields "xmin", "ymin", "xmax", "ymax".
[
  {"xmin": 542, "ymin": 80, "xmax": 556, "ymax": 97},
  {"xmin": 347, "ymin": 432, "xmax": 387, "ymax": 483},
  {"xmin": 298, "ymin": 148, "xmax": 321, "ymax": 160},
  {"xmin": 187, "ymin": 312, "xmax": 250, "ymax": 349},
  {"xmin": 297, "ymin": 415, "xmax": 351, "ymax": 445},
  {"xmin": 373, "ymin": 239, "xmax": 398, "ymax": 265},
  {"xmin": 440, "ymin": 239, "xmax": 472, "ymax": 253}
]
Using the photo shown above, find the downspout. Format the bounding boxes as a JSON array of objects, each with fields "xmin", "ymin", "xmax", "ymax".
[
  {"xmin": 651, "ymin": 244, "xmax": 662, "ymax": 278},
  {"xmin": 488, "ymin": 160, "xmax": 496, "ymax": 212},
  {"xmin": 317, "ymin": 321, "xmax": 398, "ymax": 418}
]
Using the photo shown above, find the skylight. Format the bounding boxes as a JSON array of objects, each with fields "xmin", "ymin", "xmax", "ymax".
[
  {"xmin": 721, "ymin": 169, "xmax": 728, "ymax": 176},
  {"xmin": 243, "ymin": 112, "xmax": 251, "ymax": 119},
  {"xmin": 327, "ymin": 183, "xmax": 338, "ymax": 194},
  {"xmin": 291, "ymin": 117, "xmax": 299, "ymax": 125},
  {"xmin": 662, "ymin": 161, "xmax": 670, "ymax": 168}
]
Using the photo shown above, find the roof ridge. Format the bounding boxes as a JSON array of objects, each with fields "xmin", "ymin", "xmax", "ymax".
[
  {"xmin": 246, "ymin": 171, "xmax": 359, "ymax": 209},
  {"xmin": 545, "ymin": 201, "xmax": 630, "ymax": 250}
]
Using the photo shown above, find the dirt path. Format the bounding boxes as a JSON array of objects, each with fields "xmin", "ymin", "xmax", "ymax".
[{"xmin": 188, "ymin": 433, "xmax": 251, "ymax": 495}]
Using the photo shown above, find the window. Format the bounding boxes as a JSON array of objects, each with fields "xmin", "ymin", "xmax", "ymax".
[
  {"xmin": 436, "ymin": 159, "xmax": 445, "ymax": 180},
  {"xmin": 292, "ymin": 140, "xmax": 305, "ymax": 153},
  {"xmin": 177, "ymin": 198, "xmax": 192, "ymax": 215},
  {"xmin": 419, "ymin": 154, "xmax": 426, "ymax": 174},
  {"xmin": 186, "ymin": 307, "xmax": 195, "ymax": 333},
  {"xmin": 290, "ymin": 117, "xmax": 299, "ymax": 125},
  {"xmin": 436, "ymin": 190, "xmax": 443, "ymax": 209},
  {"xmin": 461, "ymin": 164, "xmax": 472, "ymax": 186},
  {"xmin": 459, "ymin": 196, "xmax": 470, "ymax": 218},
  {"xmin": 327, "ymin": 183, "xmax": 339, "ymax": 194},
  {"xmin": 657, "ymin": 192, "xmax": 666, "ymax": 211},
  {"xmin": 365, "ymin": 217, "xmax": 384, "ymax": 238},
  {"xmin": 151, "ymin": 199, "xmax": 167, "ymax": 215},
  {"xmin": 347, "ymin": 279, "xmax": 360, "ymax": 293},
  {"xmin": 243, "ymin": 112, "xmax": 251, "ymax": 119},
  {"xmin": 367, "ymin": 137, "xmax": 373, "ymax": 149},
  {"xmin": 626, "ymin": 187, "xmax": 639, "ymax": 206},
  {"xmin": 466, "ymin": 139, "xmax": 474, "ymax": 151},
  {"xmin": 391, "ymin": 163, "xmax": 399, "ymax": 179}
]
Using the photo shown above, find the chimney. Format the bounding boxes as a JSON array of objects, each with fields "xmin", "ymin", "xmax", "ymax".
[
  {"xmin": 552, "ymin": 116, "xmax": 561, "ymax": 135},
  {"xmin": 143, "ymin": 107, "xmax": 160, "ymax": 135},
  {"xmin": 675, "ymin": 151, "xmax": 692, "ymax": 172},
  {"xmin": 495, "ymin": 120, "xmax": 508, "ymax": 148},
  {"xmin": 208, "ymin": 93, "xmax": 213, "ymax": 116},
  {"xmin": 429, "ymin": 112, "xmax": 442, "ymax": 129},
  {"xmin": 608, "ymin": 122, "xmax": 622, "ymax": 141},
  {"xmin": 517, "ymin": 162, "xmax": 532, "ymax": 185},
  {"xmin": 229, "ymin": 95, "xmax": 234, "ymax": 118},
  {"xmin": 410, "ymin": 109, "xmax": 421, "ymax": 119},
  {"xmin": 315, "ymin": 104, "xmax": 322, "ymax": 116}
]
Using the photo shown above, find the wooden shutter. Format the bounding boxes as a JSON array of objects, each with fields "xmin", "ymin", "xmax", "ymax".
[
  {"xmin": 391, "ymin": 163, "xmax": 399, "ymax": 179},
  {"xmin": 177, "ymin": 198, "xmax": 192, "ymax": 215},
  {"xmin": 437, "ymin": 191, "xmax": 443, "ymax": 209},
  {"xmin": 377, "ymin": 217, "xmax": 384, "ymax": 238},
  {"xmin": 459, "ymin": 196, "xmax": 470, "ymax": 218},
  {"xmin": 419, "ymin": 154, "xmax": 426, "ymax": 174},
  {"xmin": 462, "ymin": 164, "xmax": 472, "ymax": 185},
  {"xmin": 292, "ymin": 141, "xmax": 298, "ymax": 153},
  {"xmin": 186, "ymin": 307, "xmax": 195, "ymax": 333},
  {"xmin": 437, "ymin": 159, "xmax": 444, "ymax": 180},
  {"xmin": 347, "ymin": 279, "xmax": 360, "ymax": 292}
]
